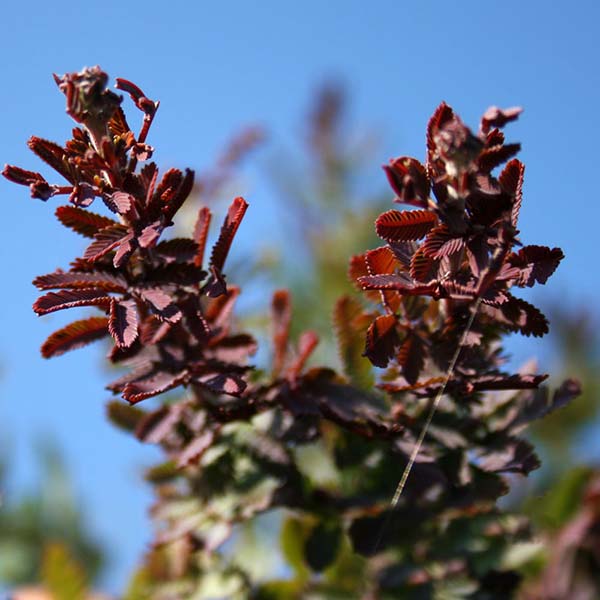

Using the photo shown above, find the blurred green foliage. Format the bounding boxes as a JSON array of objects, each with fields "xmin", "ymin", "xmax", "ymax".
[{"xmin": 0, "ymin": 439, "xmax": 104, "ymax": 588}]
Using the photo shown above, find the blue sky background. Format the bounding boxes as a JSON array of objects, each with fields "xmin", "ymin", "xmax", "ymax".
[{"xmin": 0, "ymin": 1, "xmax": 598, "ymax": 592}]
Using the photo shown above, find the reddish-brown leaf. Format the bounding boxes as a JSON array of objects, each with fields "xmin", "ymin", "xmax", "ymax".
[
  {"xmin": 469, "ymin": 373, "xmax": 548, "ymax": 392},
  {"xmin": 34, "ymin": 270, "xmax": 127, "ymax": 293},
  {"xmin": 271, "ymin": 289, "xmax": 291, "ymax": 377},
  {"xmin": 2, "ymin": 165, "xmax": 46, "ymax": 186},
  {"xmin": 209, "ymin": 197, "xmax": 248, "ymax": 273},
  {"xmin": 383, "ymin": 156, "xmax": 429, "ymax": 208},
  {"xmin": 499, "ymin": 159, "xmax": 524, "ymax": 227},
  {"xmin": 421, "ymin": 225, "xmax": 464, "ymax": 258},
  {"xmin": 193, "ymin": 206, "xmax": 212, "ymax": 267},
  {"xmin": 56, "ymin": 205, "xmax": 119, "ymax": 238},
  {"xmin": 34, "ymin": 289, "xmax": 112, "ymax": 315},
  {"xmin": 375, "ymin": 209, "xmax": 438, "ymax": 242},
  {"xmin": 289, "ymin": 331, "xmax": 319, "ymax": 379},
  {"xmin": 365, "ymin": 246, "xmax": 401, "ymax": 312},
  {"xmin": 124, "ymin": 371, "xmax": 187, "ymax": 404},
  {"xmin": 156, "ymin": 238, "xmax": 199, "ymax": 264},
  {"xmin": 41, "ymin": 317, "xmax": 109, "ymax": 358},
  {"xmin": 137, "ymin": 288, "xmax": 182, "ymax": 323},
  {"xmin": 27, "ymin": 136, "xmax": 74, "ymax": 183},
  {"xmin": 410, "ymin": 246, "xmax": 438, "ymax": 282},
  {"xmin": 161, "ymin": 168, "xmax": 195, "ymax": 222},
  {"xmin": 427, "ymin": 102, "xmax": 455, "ymax": 160},
  {"xmin": 478, "ymin": 143, "xmax": 521, "ymax": 173},
  {"xmin": 113, "ymin": 232, "xmax": 136, "ymax": 268},
  {"xmin": 480, "ymin": 438, "xmax": 540, "ymax": 475},
  {"xmin": 483, "ymin": 295, "xmax": 549, "ymax": 337},
  {"xmin": 107, "ymin": 191, "xmax": 139, "ymax": 220},
  {"xmin": 140, "ymin": 315, "xmax": 172, "ymax": 345},
  {"xmin": 359, "ymin": 273, "xmax": 438, "ymax": 297},
  {"xmin": 208, "ymin": 334, "xmax": 258, "ymax": 364},
  {"xmin": 388, "ymin": 241, "xmax": 418, "ymax": 269},
  {"xmin": 505, "ymin": 245, "xmax": 564, "ymax": 287},
  {"xmin": 108, "ymin": 106, "xmax": 131, "ymax": 138},
  {"xmin": 109, "ymin": 298, "xmax": 139, "ymax": 348},
  {"xmin": 195, "ymin": 371, "xmax": 247, "ymax": 396},
  {"xmin": 115, "ymin": 78, "xmax": 158, "ymax": 116},
  {"xmin": 83, "ymin": 224, "xmax": 129, "ymax": 261},
  {"xmin": 480, "ymin": 106, "xmax": 522, "ymax": 134},
  {"xmin": 364, "ymin": 314, "xmax": 400, "ymax": 368},
  {"xmin": 397, "ymin": 333, "xmax": 425, "ymax": 384},
  {"xmin": 138, "ymin": 221, "xmax": 163, "ymax": 248}
]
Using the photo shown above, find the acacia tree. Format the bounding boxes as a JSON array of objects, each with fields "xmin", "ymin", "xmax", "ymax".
[{"xmin": 4, "ymin": 67, "xmax": 580, "ymax": 599}]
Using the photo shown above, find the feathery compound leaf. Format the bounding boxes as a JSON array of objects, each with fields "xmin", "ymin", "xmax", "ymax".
[
  {"xmin": 334, "ymin": 296, "xmax": 374, "ymax": 390},
  {"xmin": 421, "ymin": 224, "xmax": 464, "ymax": 258},
  {"xmin": 34, "ymin": 289, "xmax": 112, "ymax": 315},
  {"xmin": 483, "ymin": 294, "xmax": 549, "ymax": 337},
  {"xmin": 27, "ymin": 136, "xmax": 74, "ymax": 183},
  {"xmin": 359, "ymin": 273, "xmax": 437, "ymax": 296},
  {"xmin": 365, "ymin": 246, "xmax": 402, "ymax": 312},
  {"xmin": 506, "ymin": 245, "xmax": 564, "ymax": 287},
  {"xmin": 161, "ymin": 167, "xmax": 195, "ymax": 222},
  {"xmin": 397, "ymin": 332, "xmax": 425, "ymax": 385},
  {"xmin": 137, "ymin": 288, "xmax": 182, "ymax": 323},
  {"xmin": 156, "ymin": 238, "xmax": 199, "ymax": 263},
  {"xmin": 193, "ymin": 206, "xmax": 212, "ymax": 267},
  {"xmin": 499, "ymin": 159, "xmax": 525, "ymax": 227},
  {"xmin": 109, "ymin": 298, "xmax": 139, "ymax": 348},
  {"xmin": 55, "ymin": 205, "xmax": 119, "ymax": 238},
  {"xmin": 427, "ymin": 102, "xmax": 455, "ymax": 158},
  {"xmin": 375, "ymin": 209, "xmax": 438, "ymax": 242},
  {"xmin": 364, "ymin": 314, "xmax": 400, "ymax": 368},
  {"xmin": 123, "ymin": 371, "xmax": 187, "ymax": 404},
  {"xmin": 210, "ymin": 196, "xmax": 248, "ymax": 273},
  {"xmin": 410, "ymin": 245, "xmax": 437, "ymax": 282},
  {"xmin": 34, "ymin": 270, "xmax": 127, "ymax": 292},
  {"xmin": 41, "ymin": 317, "xmax": 109, "ymax": 358},
  {"xmin": 478, "ymin": 142, "xmax": 521, "ymax": 173},
  {"xmin": 83, "ymin": 223, "xmax": 129, "ymax": 261},
  {"xmin": 383, "ymin": 156, "xmax": 429, "ymax": 207}
]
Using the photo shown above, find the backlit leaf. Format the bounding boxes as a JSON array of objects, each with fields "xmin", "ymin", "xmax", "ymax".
[
  {"xmin": 109, "ymin": 298, "xmax": 139, "ymax": 348},
  {"xmin": 55, "ymin": 205, "xmax": 118, "ymax": 238},
  {"xmin": 41, "ymin": 317, "xmax": 109, "ymax": 358},
  {"xmin": 375, "ymin": 209, "xmax": 438, "ymax": 242},
  {"xmin": 364, "ymin": 314, "xmax": 399, "ymax": 368}
]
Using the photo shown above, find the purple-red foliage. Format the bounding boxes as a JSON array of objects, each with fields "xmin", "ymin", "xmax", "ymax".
[
  {"xmin": 5, "ymin": 69, "xmax": 582, "ymax": 596},
  {"xmin": 355, "ymin": 102, "xmax": 563, "ymax": 395},
  {"xmin": 4, "ymin": 67, "xmax": 255, "ymax": 403}
]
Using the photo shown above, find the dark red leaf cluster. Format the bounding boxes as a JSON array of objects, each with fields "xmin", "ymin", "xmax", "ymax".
[
  {"xmin": 4, "ymin": 67, "xmax": 256, "ymax": 403},
  {"xmin": 354, "ymin": 103, "xmax": 563, "ymax": 393}
]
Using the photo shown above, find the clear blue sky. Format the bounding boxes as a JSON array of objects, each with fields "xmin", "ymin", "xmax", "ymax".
[{"xmin": 1, "ymin": 1, "xmax": 598, "ymax": 592}]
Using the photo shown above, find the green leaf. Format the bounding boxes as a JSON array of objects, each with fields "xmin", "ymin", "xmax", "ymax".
[
  {"xmin": 333, "ymin": 296, "xmax": 374, "ymax": 390},
  {"xmin": 123, "ymin": 567, "xmax": 153, "ymax": 600},
  {"xmin": 40, "ymin": 542, "xmax": 88, "ymax": 600},
  {"xmin": 280, "ymin": 516, "xmax": 311, "ymax": 581},
  {"xmin": 254, "ymin": 580, "xmax": 303, "ymax": 600},
  {"xmin": 106, "ymin": 400, "xmax": 146, "ymax": 432},
  {"xmin": 304, "ymin": 521, "xmax": 342, "ymax": 572}
]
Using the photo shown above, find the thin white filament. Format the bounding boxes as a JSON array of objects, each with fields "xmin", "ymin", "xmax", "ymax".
[{"xmin": 371, "ymin": 295, "xmax": 483, "ymax": 554}]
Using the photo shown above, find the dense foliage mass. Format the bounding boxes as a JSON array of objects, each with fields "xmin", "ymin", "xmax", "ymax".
[{"xmin": 4, "ymin": 68, "xmax": 584, "ymax": 599}]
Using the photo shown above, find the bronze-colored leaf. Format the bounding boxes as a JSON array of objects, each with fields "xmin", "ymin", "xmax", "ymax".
[
  {"xmin": 375, "ymin": 209, "xmax": 438, "ymax": 242},
  {"xmin": 364, "ymin": 314, "xmax": 399, "ymax": 368},
  {"xmin": 41, "ymin": 317, "xmax": 109, "ymax": 358}
]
